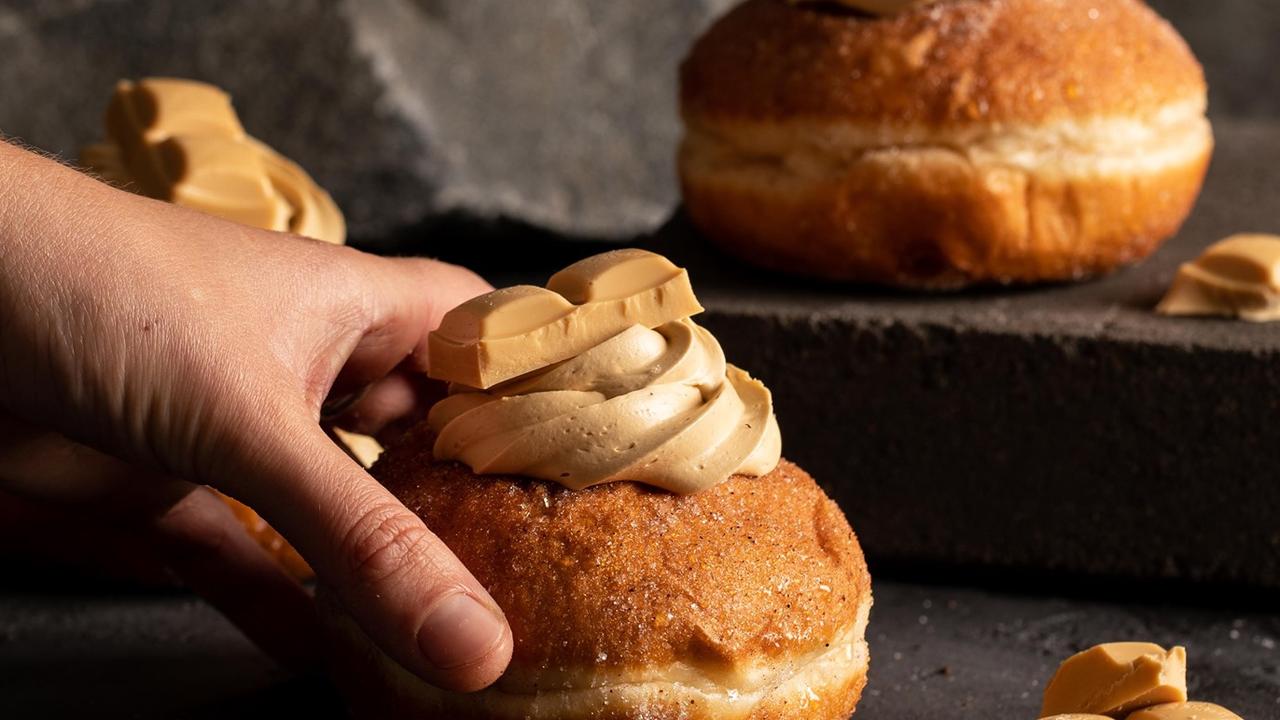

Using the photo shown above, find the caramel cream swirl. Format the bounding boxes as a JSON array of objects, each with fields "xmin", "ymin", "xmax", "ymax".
[{"xmin": 427, "ymin": 319, "xmax": 781, "ymax": 494}]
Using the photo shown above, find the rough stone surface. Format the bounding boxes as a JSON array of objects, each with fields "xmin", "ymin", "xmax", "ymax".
[
  {"xmin": 1, "ymin": 581, "xmax": 1275, "ymax": 718},
  {"xmin": 1153, "ymin": 0, "xmax": 1280, "ymax": 119},
  {"xmin": 0, "ymin": 0, "xmax": 733, "ymax": 241},
  {"xmin": 344, "ymin": 0, "xmax": 735, "ymax": 237},
  {"xmin": 0, "ymin": 0, "xmax": 1273, "ymax": 243},
  {"xmin": 0, "ymin": 0, "xmax": 430, "ymax": 240}
]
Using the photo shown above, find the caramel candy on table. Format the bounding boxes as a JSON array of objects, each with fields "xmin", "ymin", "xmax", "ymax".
[
  {"xmin": 1126, "ymin": 702, "xmax": 1243, "ymax": 720},
  {"xmin": 1158, "ymin": 233, "xmax": 1280, "ymax": 321},
  {"xmin": 82, "ymin": 77, "xmax": 345, "ymax": 245},
  {"xmin": 428, "ymin": 249, "xmax": 705, "ymax": 389},
  {"xmin": 1041, "ymin": 643, "xmax": 1187, "ymax": 718}
]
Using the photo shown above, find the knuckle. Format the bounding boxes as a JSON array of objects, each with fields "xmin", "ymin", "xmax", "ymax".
[{"xmin": 340, "ymin": 502, "xmax": 438, "ymax": 587}]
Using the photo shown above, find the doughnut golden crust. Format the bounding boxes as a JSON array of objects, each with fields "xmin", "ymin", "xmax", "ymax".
[
  {"xmin": 321, "ymin": 423, "xmax": 872, "ymax": 720},
  {"xmin": 678, "ymin": 0, "xmax": 1213, "ymax": 288}
]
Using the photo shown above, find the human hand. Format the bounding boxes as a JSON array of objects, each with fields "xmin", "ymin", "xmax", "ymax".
[{"xmin": 0, "ymin": 141, "xmax": 512, "ymax": 691}]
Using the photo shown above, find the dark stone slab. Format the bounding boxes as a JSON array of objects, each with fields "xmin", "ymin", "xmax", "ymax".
[
  {"xmin": 650, "ymin": 120, "xmax": 1280, "ymax": 590},
  {"xmin": 421, "ymin": 119, "xmax": 1279, "ymax": 590},
  {"xmin": 2, "ymin": 582, "xmax": 1275, "ymax": 718}
]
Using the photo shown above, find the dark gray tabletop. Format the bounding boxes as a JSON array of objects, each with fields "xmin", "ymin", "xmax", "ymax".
[{"xmin": 2, "ymin": 579, "xmax": 1276, "ymax": 719}]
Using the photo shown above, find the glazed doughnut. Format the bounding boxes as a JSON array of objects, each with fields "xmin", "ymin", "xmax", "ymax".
[{"xmin": 678, "ymin": 0, "xmax": 1213, "ymax": 288}]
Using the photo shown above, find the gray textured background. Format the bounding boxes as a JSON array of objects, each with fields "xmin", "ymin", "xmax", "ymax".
[
  {"xmin": 0, "ymin": 0, "xmax": 737, "ymax": 240},
  {"xmin": 0, "ymin": 0, "xmax": 1271, "ymax": 242}
]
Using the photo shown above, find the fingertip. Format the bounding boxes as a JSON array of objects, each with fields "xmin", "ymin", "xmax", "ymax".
[
  {"xmin": 406, "ymin": 258, "xmax": 490, "ymax": 323},
  {"xmin": 422, "ymin": 258, "xmax": 494, "ymax": 302},
  {"xmin": 377, "ymin": 256, "xmax": 492, "ymax": 314},
  {"xmin": 238, "ymin": 421, "xmax": 520, "ymax": 692},
  {"xmin": 350, "ymin": 256, "xmax": 491, "ymax": 381},
  {"xmin": 416, "ymin": 591, "xmax": 513, "ymax": 692},
  {"xmin": 316, "ymin": 582, "xmax": 513, "ymax": 702},
  {"xmin": 450, "ymin": 622, "xmax": 513, "ymax": 693},
  {"xmin": 252, "ymin": 431, "xmax": 507, "ymax": 687}
]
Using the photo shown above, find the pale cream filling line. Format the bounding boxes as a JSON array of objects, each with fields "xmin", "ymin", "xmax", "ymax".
[
  {"xmin": 357, "ymin": 598, "xmax": 873, "ymax": 719},
  {"xmin": 493, "ymin": 598, "xmax": 873, "ymax": 699},
  {"xmin": 684, "ymin": 98, "xmax": 1212, "ymax": 178}
]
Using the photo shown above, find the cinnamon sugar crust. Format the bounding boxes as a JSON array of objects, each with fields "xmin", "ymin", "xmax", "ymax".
[
  {"xmin": 371, "ymin": 420, "xmax": 871, "ymax": 690},
  {"xmin": 680, "ymin": 0, "xmax": 1206, "ymax": 127}
]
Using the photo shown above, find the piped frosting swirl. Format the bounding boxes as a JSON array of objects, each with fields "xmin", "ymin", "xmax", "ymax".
[{"xmin": 425, "ymin": 250, "xmax": 781, "ymax": 494}]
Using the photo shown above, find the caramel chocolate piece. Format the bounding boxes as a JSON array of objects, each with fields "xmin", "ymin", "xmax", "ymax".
[
  {"xmin": 428, "ymin": 249, "xmax": 704, "ymax": 389},
  {"xmin": 249, "ymin": 138, "xmax": 348, "ymax": 245},
  {"xmin": 155, "ymin": 135, "xmax": 291, "ymax": 231},
  {"xmin": 1126, "ymin": 702, "xmax": 1243, "ymax": 720},
  {"xmin": 547, "ymin": 248, "xmax": 694, "ymax": 303},
  {"xmin": 83, "ymin": 77, "xmax": 345, "ymax": 245},
  {"xmin": 107, "ymin": 77, "xmax": 244, "ymax": 145},
  {"xmin": 79, "ymin": 142, "xmax": 131, "ymax": 188},
  {"xmin": 1041, "ymin": 643, "xmax": 1187, "ymax": 718},
  {"xmin": 331, "ymin": 427, "xmax": 385, "ymax": 469},
  {"xmin": 1158, "ymin": 234, "xmax": 1280, "ymax": 321},
  {"xmin": 105, "ymin": 78, "xmax": 245, "ymax": 200}
]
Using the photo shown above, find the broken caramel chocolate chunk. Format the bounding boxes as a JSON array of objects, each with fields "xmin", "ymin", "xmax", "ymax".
[
  {"xmin": 83, "ymin": 77, "xmax": 345, "ymax": 245},
  {"xmin": 428, "ymin": 249, "xmax": 705, "ymax": 389},
  {"xmin": 155, "ymin": 134, "xmax": 291, "ymax": 231},
  {"xmin": 107, "ymin": 77, "xmax": 244, "ymax": 145},
  {"xmin": 1158, "ymin": 234, "xmax": 1280, "ymax": 321},
  {"xmin": 1041, "ymin": 643, "xmax": 1187, "ymax": 718}
]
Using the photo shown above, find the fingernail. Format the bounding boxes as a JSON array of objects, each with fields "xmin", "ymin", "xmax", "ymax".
[{"xmin": 418, "ymin": 592, "xmax": 506, "ymax": 670}]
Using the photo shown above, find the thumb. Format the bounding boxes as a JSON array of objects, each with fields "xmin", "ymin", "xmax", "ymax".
[{"xmin": 224, "ymin": 417, "xmax": 512, "ymax": 692}]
